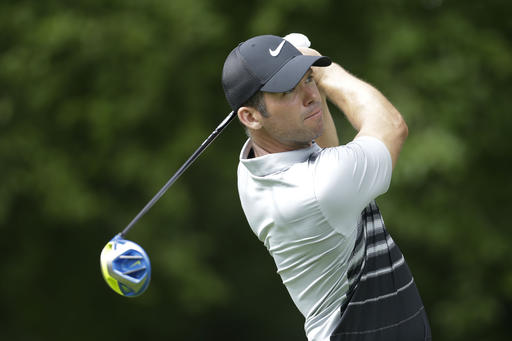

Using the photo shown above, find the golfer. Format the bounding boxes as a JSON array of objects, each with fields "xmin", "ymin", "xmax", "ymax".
[{"xmin": 222, "ymin": 35, "xmax": 431, "ymax": 341}]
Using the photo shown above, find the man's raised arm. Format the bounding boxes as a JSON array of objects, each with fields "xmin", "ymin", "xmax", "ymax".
[{"xmin": 305, "ymin": 48, "xmax": 408, "ymax": 168}]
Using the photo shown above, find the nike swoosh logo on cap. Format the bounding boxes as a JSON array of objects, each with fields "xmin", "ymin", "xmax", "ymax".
[{"xmin": 269, "ymin": 40, "xmax": 286, "ymax": 57}]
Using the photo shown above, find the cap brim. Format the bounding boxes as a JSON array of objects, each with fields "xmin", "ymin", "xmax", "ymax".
[{"xmin": 260, "ymin": 55, "xmax": 331, "ymax": 93}]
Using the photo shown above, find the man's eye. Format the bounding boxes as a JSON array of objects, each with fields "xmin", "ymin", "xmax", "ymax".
[{"xmin": 306, "ymin": 75, "xmax": 314, "ymax": 83}]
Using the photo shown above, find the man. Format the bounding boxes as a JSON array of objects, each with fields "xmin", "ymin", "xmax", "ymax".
[{"xmin": 222, "ymin": 34, "xmax": 431, "ymax": 341}]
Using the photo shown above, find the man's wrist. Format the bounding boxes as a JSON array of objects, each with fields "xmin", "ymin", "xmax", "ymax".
[{"xmin": 316, "ymin": 63, "xmax": 346, "ymax": 97}]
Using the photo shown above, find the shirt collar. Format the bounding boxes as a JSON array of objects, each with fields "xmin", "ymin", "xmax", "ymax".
[{"xmin": 239, "ymin": 139, "xmax": 321, "ymax": 176}]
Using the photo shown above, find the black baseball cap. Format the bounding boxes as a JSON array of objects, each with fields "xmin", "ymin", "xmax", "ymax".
[{"xmin": 222, "ymin": 35, "xmax": 331, "ymax": 112}]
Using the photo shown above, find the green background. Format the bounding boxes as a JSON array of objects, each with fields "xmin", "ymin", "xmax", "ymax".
[{"xmin": 1, "ymin": 0, "xmax": 511, "ymax": 340}]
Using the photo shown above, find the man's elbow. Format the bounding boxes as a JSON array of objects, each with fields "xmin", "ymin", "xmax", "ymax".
[
  {"xmin": 395, "ymin": 115, "xmax": 408, "ymax": 144},
  {"xmin": 389, "ymin": 116, "xmax": 408, "ymax": 169}
]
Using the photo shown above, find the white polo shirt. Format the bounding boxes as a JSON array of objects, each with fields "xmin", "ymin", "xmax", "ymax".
[{"xmin": 237, "ymin": 136, "xmax": 393, "ymax": 341}]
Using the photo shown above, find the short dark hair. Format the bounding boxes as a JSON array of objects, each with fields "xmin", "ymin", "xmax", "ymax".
[{"xmin": 242, "ymin": 91, "xmax": 268, "ymax": 117}]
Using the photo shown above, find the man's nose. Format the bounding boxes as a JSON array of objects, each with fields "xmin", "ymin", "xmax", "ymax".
[{"xmin": 302, "ymin": 83, "xmax": 319, "ymax": 107}]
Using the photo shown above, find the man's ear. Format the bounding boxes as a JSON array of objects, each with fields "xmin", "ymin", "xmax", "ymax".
[{"xmin": 237, "ymin": 106, "xmax": 263, "ymax": 130}]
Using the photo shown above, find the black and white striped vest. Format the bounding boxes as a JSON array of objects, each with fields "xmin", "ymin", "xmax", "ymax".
[{"xmin": 331, "ymin": 201, "xmax": 432, "ymax": 341}]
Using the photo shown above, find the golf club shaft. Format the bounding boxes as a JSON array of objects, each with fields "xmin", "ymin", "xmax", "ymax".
[{"xmin": 120, "ymin": 111, "xmax": 236, "ymax": 237}]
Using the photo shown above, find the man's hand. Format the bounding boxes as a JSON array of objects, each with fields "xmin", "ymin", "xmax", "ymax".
[
  {"xmin": 298, "ymin": 47, "xmax": 331, "ymax": 94},
  {"xmin": 283, "ymin": 34, "xmax": 330, "ymax": 91}
]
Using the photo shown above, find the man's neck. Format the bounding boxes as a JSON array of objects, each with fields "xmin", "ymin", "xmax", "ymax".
[
  {"xmin": 250, "ymin": 138, "xmax": 312, "ymax": 157},
  {"xmin": 251, "ymin": 140, "xmax": 271, "ymax": 157}
]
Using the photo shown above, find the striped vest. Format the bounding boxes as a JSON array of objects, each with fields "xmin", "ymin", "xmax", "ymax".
[{"xmin": 331, "ymin": 201, "xmax": 432, "ymax": 341}]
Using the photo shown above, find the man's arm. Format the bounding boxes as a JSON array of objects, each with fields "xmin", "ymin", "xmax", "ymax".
[
  {"xmin": 304, "ymin": 48, "xmax": 408, "ymax": 168},
  {"xmin": 314, "ymin": 93, "xmax": 339, "ymax": 148}
]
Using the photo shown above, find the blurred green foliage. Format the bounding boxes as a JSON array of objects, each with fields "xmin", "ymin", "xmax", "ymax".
[{"xmin": 1, "ymin": 0, "xmax": 510, "ymax": 340}]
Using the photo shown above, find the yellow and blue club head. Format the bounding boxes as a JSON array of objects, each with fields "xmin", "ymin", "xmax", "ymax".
[{"xmin": 100, "ymin": 234, "xmax": 151, "ymax": 297}]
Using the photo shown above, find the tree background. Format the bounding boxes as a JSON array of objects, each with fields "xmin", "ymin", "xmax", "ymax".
[{"xmin": 1, "ymin": 0, "xmax": 511, "ymax": 340}]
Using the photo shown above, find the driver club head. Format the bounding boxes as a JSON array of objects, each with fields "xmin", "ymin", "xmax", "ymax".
[{"xmin": 100, "ymin": 234, "xmax": 151, "ymax": 297}]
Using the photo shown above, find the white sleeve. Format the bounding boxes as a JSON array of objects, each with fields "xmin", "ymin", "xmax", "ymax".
[{"xmin": 313, "ymin": 136, "xmax": 393, "ymax": 236}]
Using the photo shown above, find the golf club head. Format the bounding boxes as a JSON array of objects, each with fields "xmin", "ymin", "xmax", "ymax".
[{"xmin": 100, "ymin": 234, "xmax": 151, "ymax": 297}]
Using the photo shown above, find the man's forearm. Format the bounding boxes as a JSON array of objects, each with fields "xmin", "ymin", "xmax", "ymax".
[
  {"xmin": 315, "ymin": 94, "xmax": 340, "ymax": 148},
  {"xmin": 317, "ymin": 62, "xmax": 408, "ymax": 167}
]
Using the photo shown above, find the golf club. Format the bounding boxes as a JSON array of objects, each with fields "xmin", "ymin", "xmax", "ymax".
[
  {"xmin": 100, "ymin": 110, "xmax": 236, "ymax": 297},
  {"xmin": 120, "ymin": 110, "xmax": 236, "ymax": 238}
]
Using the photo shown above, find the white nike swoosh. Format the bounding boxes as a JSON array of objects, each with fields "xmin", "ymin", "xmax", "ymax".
[{"xmin": 269, "ymin": 40, "xmax": 286, "ymax": 57}]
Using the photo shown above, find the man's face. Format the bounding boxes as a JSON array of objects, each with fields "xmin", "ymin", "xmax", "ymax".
[{"xmin": 259, "ymin": 70, "xmax": 324, "ymax": 150}]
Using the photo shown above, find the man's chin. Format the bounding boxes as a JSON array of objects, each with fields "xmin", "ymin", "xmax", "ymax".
[{"xmin": 313, "ymin": 123, "xmax": 324, "ymax": 140}]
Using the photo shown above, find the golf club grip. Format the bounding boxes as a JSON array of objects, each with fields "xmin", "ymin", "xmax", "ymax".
[{"xmin": 120, "ymin": 111, "xmax": 236, "ymax": 237}]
